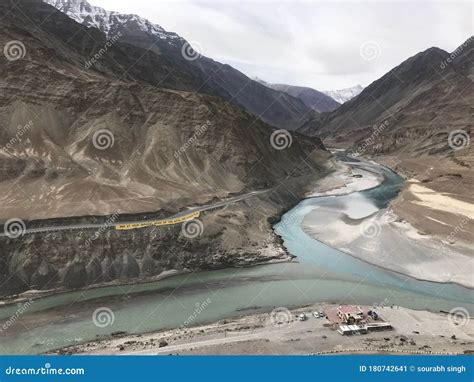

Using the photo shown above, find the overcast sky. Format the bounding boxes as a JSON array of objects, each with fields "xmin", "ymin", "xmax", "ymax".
[{"xmin": 91, "ymin": 0, "xmax": 472, "ymax": 90}]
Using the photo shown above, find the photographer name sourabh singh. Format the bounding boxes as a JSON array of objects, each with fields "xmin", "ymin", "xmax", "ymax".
[{"xmin": 416, "ymin": 365, "xmax": 466, "ymax": 374}]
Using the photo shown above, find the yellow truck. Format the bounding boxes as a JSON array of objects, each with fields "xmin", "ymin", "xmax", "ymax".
[{"xmin": 115, "ymin": 211, "xmax": 200, "ymax": 231}]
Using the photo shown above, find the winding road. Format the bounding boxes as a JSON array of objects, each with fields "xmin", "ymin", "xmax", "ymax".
[{"xmin": 0, "ymin": 190, "xmax": 268, "ymax": 237}]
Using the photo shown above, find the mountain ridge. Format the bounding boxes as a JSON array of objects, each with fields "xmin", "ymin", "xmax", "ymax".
[
  {"xmin": 0, "ymin": 0, "xmax": 332, "ymax": 296},
  {"xmin": 297, "ymin": 43, "xmax": 469, "ymax": 140},
  {"xmin": 42, "ymin": 0, "xmax": 314, "ymax": 130},
  {"xmin": 45, "ymin": 0, "xmax": 181, "ymax": 41},
  {"xmin": 1, "ymin": 0, "xmax": 330, "ymax": 220},
  {"xmin": 254, "ymin": 78, "xmax": 340, "ymax": 113}
]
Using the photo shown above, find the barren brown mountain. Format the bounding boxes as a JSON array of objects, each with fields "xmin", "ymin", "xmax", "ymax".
[
  {"xmin": 300, "ymin": 38, "xmax": 474, "ymax": 244},
  {"xmin": 43, "ymin": 0, "xmax": 315, "ymax": 130},
  {"xmin": 0, "ymin": 0, "xmax": 332, "ymax": 296}
]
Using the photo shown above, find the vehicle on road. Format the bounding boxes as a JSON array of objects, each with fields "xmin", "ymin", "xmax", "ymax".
[
  {"xmin": 297, "ymin": 313, "xmax": 307, "ymax": 321},
  {"xmin": 367, "ymin": 310, "xmax": 379, "ymax": 320}
]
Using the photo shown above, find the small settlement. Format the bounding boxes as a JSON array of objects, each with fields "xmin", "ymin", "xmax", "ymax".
[{"xmin": 324, "ymin": 305, "xmax": 393, "ymax": 336}]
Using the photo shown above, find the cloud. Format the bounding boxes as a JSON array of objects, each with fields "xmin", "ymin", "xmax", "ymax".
[{"xmin": 92, "ymin": 0, "xmax": 472, "ymax": 90}]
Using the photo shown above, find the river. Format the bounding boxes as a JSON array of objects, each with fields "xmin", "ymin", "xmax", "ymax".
[{"xmin": 0, "ymin": 158, "xmax": 472, "ymax": 354}]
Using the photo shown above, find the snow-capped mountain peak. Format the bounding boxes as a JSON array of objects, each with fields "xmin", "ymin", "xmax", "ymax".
[
  {"xmin": 44, "ymin": 0, "xmax": 181, "ymax": 43},
  {"xmin": 322, "ymin": 85, "xmax": 364, "ymax": 104}
]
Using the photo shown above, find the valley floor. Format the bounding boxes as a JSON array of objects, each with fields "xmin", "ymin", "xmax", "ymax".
[
  {"xmin": 302, "ymin": 155, "xmax": 474, "ymax": 288},
  {"xmin": 4, "ymin": 153, "xmax": 472, "ymax": 355},
  {"xmin": 54, "ymin": 303, "xmax": 473, "ymax": 355}
]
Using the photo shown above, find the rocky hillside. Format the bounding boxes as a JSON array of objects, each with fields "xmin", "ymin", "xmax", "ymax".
[
  {"xmin": 300, "ymin": 38, "xmax": 473, "ymax": 245},
  {"xmin": 0, "ymin": 0, "xmax": 332, "ymax": 297},
  {"xmin": 255, "ymin": 79, "xmax": 340, "ymax": 113},
  {"xmin": 299, "ymin": 41, "xmax": 473, "ymax": 151},
  {"xmin": 43, "ymin": 0, "xmax": 314, "ymax": 130},
  {"xmin": 0, "ymin": 0, "xmax": 331, "ymax": 220}
]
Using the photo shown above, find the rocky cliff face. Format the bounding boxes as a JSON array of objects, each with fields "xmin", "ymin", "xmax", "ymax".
[
  {"xmin": 0, "ymin": 0, "xmax": 332, "ymax": 297},
  {"xmin": 0, "ymin": 189, "xmax": 305, "ymax": 297},
  {"xmin": 42, "ymin": 0, "xmax": 314, "ymax": 130}
]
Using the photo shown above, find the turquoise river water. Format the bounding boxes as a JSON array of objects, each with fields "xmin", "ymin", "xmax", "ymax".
[{"xmin": 0, "ymin": 159, "xmax": 472, "ymax": 354}]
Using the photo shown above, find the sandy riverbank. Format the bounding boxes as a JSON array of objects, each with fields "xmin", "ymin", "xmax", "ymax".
[
  {"xmin": 301, "ymin": 158, "xmax": 474, "ymax": 288},
  {"xmin": 378, "ymin": 155, "xmax": 473, "ymax": 247},
  {"xmin": 305, "ymin": 159, "xmax": 383, "ymax": 198},
  {"xmin": 52, "ymin": 304, "xmax": 473, "ymax": 355}
]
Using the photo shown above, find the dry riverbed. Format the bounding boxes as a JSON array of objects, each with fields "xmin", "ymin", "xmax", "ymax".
[
  {"xmin": 53, "ymin": 304, "xmax": 473, "ymax": 355},
  {"xmin": 302, "ymin": 156, "xmax": 474, "ymax": 288}
]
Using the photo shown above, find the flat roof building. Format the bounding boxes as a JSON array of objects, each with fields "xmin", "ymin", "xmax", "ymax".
[
  {"xmin": 337, "ymin": 324, "xmax": 368, "ymax": 335},
  {"xmin": 337, "ymin": 305, "xmax": 364, "ymax": 324}
]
